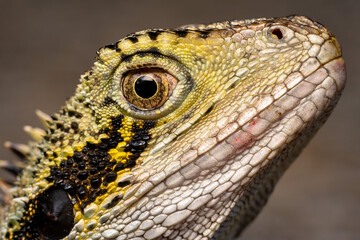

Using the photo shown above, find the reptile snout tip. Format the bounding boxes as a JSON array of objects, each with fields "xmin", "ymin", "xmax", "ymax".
[{"xmin": 317, "ymin": 37, "xmax": 343, "ymax": 64}]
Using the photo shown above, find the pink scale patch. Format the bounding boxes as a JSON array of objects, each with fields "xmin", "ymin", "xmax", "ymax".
[{"xmin": 227, "ymin": 130, "xmax": 254, "ymax": 153}]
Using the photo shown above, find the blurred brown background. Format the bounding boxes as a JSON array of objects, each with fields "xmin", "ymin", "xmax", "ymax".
[{"xmin": 0, "ymin": 0, "xmax": 359, "ymax": 239}]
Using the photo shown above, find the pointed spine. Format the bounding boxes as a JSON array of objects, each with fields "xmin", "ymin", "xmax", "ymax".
[
  {"xmin": 35, "ymin": 109, "xmax": 52, "ymax": 128},
  {"xmin": 23, "ymin": 125, "xmax": 46, "ymax": 142},
  {"xmin": 4, "ymin": 142, "xmax": 31, "ymax": 161},
  {"xmin": 0, "ymin": 160, "xmax": 25, "ymax": 176}
]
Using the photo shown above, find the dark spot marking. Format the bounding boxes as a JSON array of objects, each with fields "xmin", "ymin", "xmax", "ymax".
[
  {"xmin": 104, "ymin": 44, "xmax": 116, "ymax": 50},
  {"xmin": 56, "ymin": 123, "xmax": 64, "ymax": 130},
  {"xmin": 75, "ymin": 112, "xmax": 83, "ymax": 118},
  {"xmin": 174, "ymin": 30, "xmax": 188, "ymax": 37},
  {"xmin": 115, "ymin": 162, "xmax": 125, "ymax": 171},
  {"xmin": 147, "ymin": 30, "xmax": 163, "ymax": 40},
  {"xmin": 198, "ymin": 30, "xmax": 210, "ymax": 38},
  {"xmin": 244, "ymin": 53, "xmax": 251, "ymax": 58},
  {"xmin": 102, "ymin": 96, "xmax": 117, "ymax": 107},
  {"xmin": 90, "ymin": 175, "xmax": 102, "ymax": 188},
  {"xmin": 68, "ymin": 110, "xmax": 77, "ymax": 117},
  {"xmin": 77, "ymin": 171, "xmax": 89, "ymax": 180},
  {"xmin": 137, "ymin": 52, "xmax": 147, "ymax": 58},
  {"xmin": 148, "ymin": 47, "xmax": 160, "ymax": 54},
  {"xmin": 183, "ymin": 114, "xmax": 191, "ymax": 120},
  {"xmin": 51, "ymin": 137, "xmax": 58, "ymax": 144},
  {"xmin": 105, "ymin": 171, "xmax": 117, "ymax": 183},
  {"xmin": 104, "ymin": 43, "xmax": 121, "ymax": 52},
  {"xmin": 118, "ymin": 180, "xmax": 131, "ymax": 188},
  {"xmin": 71, "ymin": 122, "xmax": 78, "ymax": 130},
  {"xmin": 121, "ymin": 47, "xmax": 161, "ymax": 62},
  {"xmin": 127, "ymin": 36, "xmax": 139, "ymax": 43},
  {"xmin": 228, "ymin": 82, "xmax": 237, "ymax": 90},
  {"xmin": 107, "ymin": 195, "xmax": 121, "ymax": 208},
  {"xmin": 121, "ymin": 53, "xmax": 133, "ymax": 62}
]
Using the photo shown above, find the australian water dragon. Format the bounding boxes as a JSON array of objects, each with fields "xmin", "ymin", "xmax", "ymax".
[{"xmin": 0, "ymin": 15, "xmax": 346, "ymax": 240}]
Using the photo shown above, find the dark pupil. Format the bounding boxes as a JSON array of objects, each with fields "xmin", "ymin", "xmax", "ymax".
[{"xmin": 134, "ymin": 75, "xmax": 158, "ymax": 99}]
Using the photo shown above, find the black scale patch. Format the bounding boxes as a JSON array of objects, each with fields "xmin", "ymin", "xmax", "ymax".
[
  {"xmin": 8, "ymin": 115, "xmax": 156, "ymax": 240},
  {"xmin": 47, "ymin": 115, "xmax": 156, "ymax": 208}
]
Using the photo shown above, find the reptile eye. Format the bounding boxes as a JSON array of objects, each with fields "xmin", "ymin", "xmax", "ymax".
[
  {"xmin": 114, "ymin": 53, "xmax": 192, "ymax": 119},
  {"xmin": 35, "ymin": 187, "xmax": 74, "ymax": 239},
  {"xmin": 123, "ymin": 68, "xmax": 178, "ymax": 110}
]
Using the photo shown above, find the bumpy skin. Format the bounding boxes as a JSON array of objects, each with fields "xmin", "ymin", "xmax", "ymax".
[{"xmin": 0, "ymin": 15, "xmax": 346, "ymax": 240}]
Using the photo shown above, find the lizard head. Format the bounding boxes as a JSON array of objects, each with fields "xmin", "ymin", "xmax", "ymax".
[{"xmin": 1, "ymin": 15, "xmax": 345, "ymax": 240}]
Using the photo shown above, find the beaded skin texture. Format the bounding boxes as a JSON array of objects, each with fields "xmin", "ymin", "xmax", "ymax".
[{"xmin": 0, "ymin": 15, "xmax": 346, "ymax": 240}]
